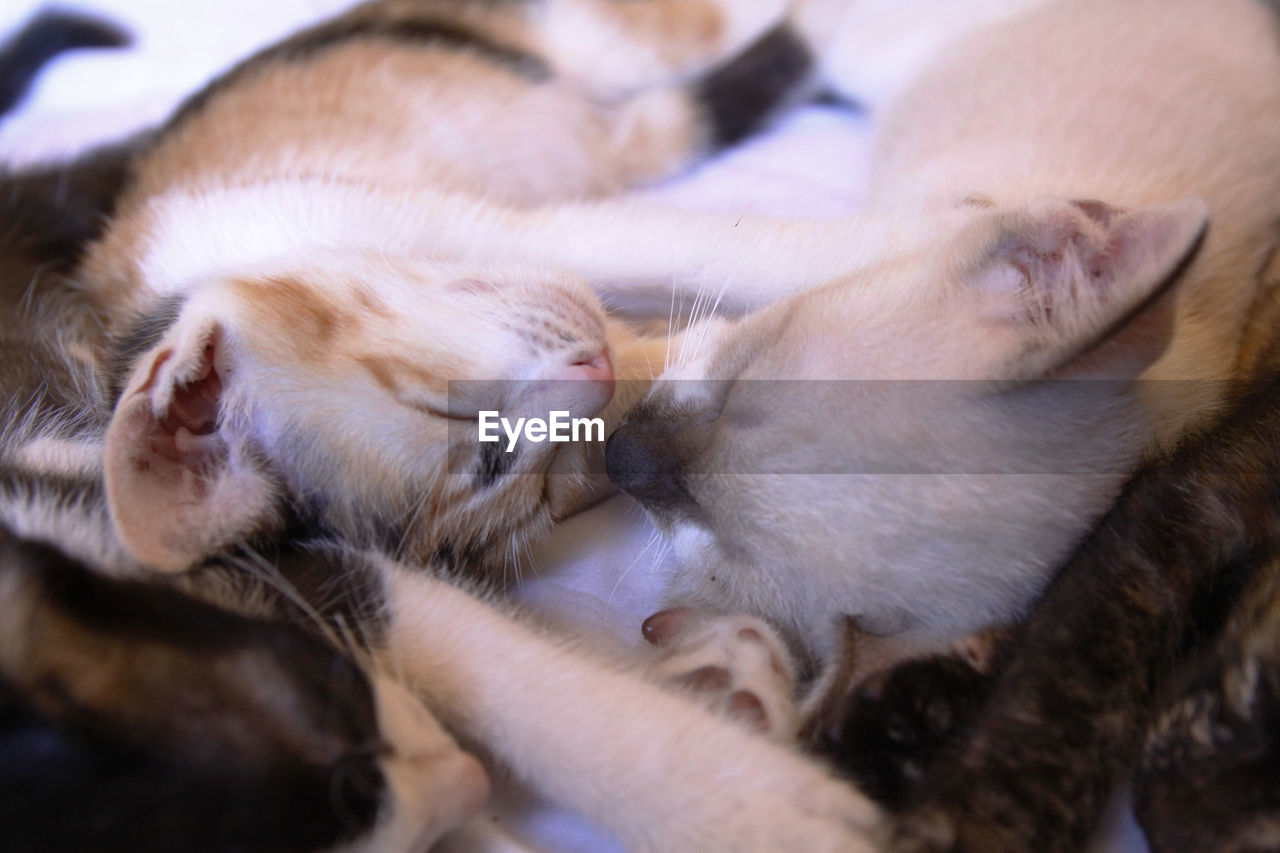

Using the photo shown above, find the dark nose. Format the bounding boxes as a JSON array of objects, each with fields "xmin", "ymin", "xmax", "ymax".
[{"xmin": 605, "ymin": 424, "xmax": 694, "ymax": 513}]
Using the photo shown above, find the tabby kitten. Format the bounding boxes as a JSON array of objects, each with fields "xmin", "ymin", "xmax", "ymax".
[
  {"xmin": 1, "ymin": 8, "xmax": 886, "ymax": 851},
  {"xmin": 1136, "ymin": 548, "xmax": 1280, "ymax": 853},
  {"xmin": 84, "ymin": 0, "xmax": 813, "ymax": 576}
]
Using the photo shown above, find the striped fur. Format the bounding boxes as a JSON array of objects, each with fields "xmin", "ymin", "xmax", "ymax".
[{"xmin": 79, "ymin": 0, "xmax": 813, "ymax": 575}]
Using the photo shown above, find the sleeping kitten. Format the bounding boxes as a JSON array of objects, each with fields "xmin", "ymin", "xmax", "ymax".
[
  {"xmin": 581, "ymin": 0, "xmax": 1280, "ymax": 680},
  {"xmin": 84, "ymin": 0, "xmax": 813, "ymax": 574},
  {"xmin": 461, "ymin": 0, "xmax": 1280, "ymax": 844},
  {"xmin": 1, "ymin": 6, "xmax": 886, "ymax": 850},
  {"xmin": 0, "ymin": 104, "xmax": 486, "ymax": 850},
  {"xmin": 0, "ymin": 524, "xmax": 489, "ymax": 853}
]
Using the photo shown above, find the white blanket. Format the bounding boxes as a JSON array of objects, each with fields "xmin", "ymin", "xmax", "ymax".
[{"xmin": 0, "ymin": 3, "xmax": 1147, "ymax": 851}]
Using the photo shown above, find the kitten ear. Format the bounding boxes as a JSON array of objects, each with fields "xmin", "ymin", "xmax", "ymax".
[
  {"xmin": 967, "ymin": 197, "xmax": 1208, "ymax": 378},
  {"xmin": 104, "ymin": 324, "xmax": 279, "ymax": 572}
]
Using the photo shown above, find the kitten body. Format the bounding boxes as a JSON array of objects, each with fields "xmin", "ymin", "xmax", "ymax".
[
  {"xmin": 84, "ymin": 0, "xmax": 815, "ymax": 574},
  {"xmin": 581, "ymin": 0, "xmax": 1280, "ymax": 674},
  {"xmin": 655, "ymin": 370, "xmax": 1280, "ymax": 851},
  {"xmin": 1, "ymin": 5, "xmax": 887, "ymax": 850}
]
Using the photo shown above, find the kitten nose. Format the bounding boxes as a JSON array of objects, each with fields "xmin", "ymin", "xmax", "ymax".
[
  {"xmin": 545, "ymin": 349, "xmax": 614, "ymax": 417},
  {"xmin": 566, "ymin": 351, "xmax": 614, "ymax": 392},
  {"xmin": 606, "ymin": 424, "xmax": 693, "ymax": 513}
]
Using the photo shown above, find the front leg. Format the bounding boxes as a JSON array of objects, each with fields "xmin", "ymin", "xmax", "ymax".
[
  {"xmin": 381, "ymin": 181, "xmax": 962, "ymax": 310},
  {"xmin": 379, "ymin": 564, "xmax": 884, "ymax": 852},
  {"xmin": 145, "ymin": 181, "xmax": 974, "ymax": 315},
  {"xmin": 485, "ymin": 199, "xmax": 979, "ymax": 311}
]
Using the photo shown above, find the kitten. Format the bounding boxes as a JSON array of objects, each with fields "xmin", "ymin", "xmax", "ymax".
[
  {"xmin": 0, "ymin": 123, "xmax": 486, "ymax": 853},
  {"xmin": 587, "ymin": 0, "xmax": 1280, "ymax": 680},
  {"xmin": 649, "ymin": 368, "xmax": 1280, "ymax": 851},
  {"xmin": 0, "ymin": 524, "xmax": 488, "ymax": 853},
  {"xmin": 1, "ymin": 6, "xmax": 886, "ymax": 850},
  {"xmin": 83, "ymin": 0, "xmax": 812, "ymax": 574}
]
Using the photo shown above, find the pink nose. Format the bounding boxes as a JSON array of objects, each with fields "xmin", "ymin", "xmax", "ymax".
[{"xmin": 566, "ymin": 350, "xmax": 614, "ymax": 398}]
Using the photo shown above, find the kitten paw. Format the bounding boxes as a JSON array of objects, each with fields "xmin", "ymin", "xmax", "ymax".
[{"xmin": 643, "ymin": 607, "xmax": 800, "ymax": 739}]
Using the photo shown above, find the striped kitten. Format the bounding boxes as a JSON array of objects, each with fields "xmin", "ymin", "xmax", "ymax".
[
  {"xmin": 82, "ymin": 0, "xmax": 814, "ymax": 575},
  {"xmin": 2, "ymin": 6, "xmax": 886, "ymax": 851}
]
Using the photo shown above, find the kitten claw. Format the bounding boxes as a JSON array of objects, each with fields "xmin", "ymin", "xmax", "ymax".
[{"xmin": 641, "ymin": 606, "xmax": 695, "ymax": 646}]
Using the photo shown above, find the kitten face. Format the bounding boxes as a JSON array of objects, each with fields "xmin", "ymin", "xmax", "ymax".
[
  {"xmin": 103, "ymin": 252, "xmax": 617, "ymax": 573},
  {"xmin": 607, "ymin": 197, "xmax": 1208, "ymax": 659}
]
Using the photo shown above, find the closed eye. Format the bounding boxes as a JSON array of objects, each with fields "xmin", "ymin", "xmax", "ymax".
[
  {"xmin": 396, "ymin": 382, "xmax": 503, "ymax": 421},
  {"xmin": 400, "ymin": 397, "xmax": 474, "ymax": 422}
]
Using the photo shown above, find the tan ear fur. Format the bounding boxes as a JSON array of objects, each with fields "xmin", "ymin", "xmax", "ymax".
[
  {"xmin": 103, "ymin": 325, "xmax": 278, "ymax": 572},
  {"xmin": 969, "ymin": 196, "xmax": 1209, "ymax": 378}
]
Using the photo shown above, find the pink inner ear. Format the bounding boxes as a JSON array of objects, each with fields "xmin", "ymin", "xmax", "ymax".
[
  {"xmin": 159, "ymin": 344, "xmax": 222, "ymax": 437},
  {"xmin": 1070, "ymin": 199, "xmax": 1126, "ymax": 229}
]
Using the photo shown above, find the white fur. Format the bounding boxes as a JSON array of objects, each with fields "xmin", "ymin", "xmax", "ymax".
[
  {"xmin": 580, "ymin": 0, "xmax": 1280, "ymax": 672},
  {"xmin": 380, "ymin": 562, "xmax": 881, "ymax": 852}
]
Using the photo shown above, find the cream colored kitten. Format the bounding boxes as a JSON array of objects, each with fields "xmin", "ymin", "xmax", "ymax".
[{"xmin": 452, "ymin": 0, "xmax": 1280, "ymax": 679}]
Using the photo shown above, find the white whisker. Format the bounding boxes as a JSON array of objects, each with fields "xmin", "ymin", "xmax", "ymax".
[{"xmin": 607, "ymin": 528, "xmax": 661, "ymax": 605}]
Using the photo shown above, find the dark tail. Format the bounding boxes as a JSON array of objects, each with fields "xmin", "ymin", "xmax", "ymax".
[
  {"xmin": 0, "ymin": 11, "xmax": 140, "ymax": 347},
  {"xmin": 693, "ymin": 24, "xmax": 818, "ymax": 151},
  {"xmin": 0, "ymin": 9, "xmax": 130, "ymax": 118}
]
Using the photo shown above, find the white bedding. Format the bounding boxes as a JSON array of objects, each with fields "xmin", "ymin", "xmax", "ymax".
[{"xmin": 0, "ymin": 3, "xmax": 1147, "ymax": 851}]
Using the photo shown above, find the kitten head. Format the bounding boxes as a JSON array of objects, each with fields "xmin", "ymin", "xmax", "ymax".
[
  {"xmin": 606, "ymin": 196, "xmax": 1209, "ymax": 657},
  {"xmin": 0, "ymin": 528, "xmax": 488, "ymax": 852},
  {"xmin": 103, "ymin": 252, "xmax": 617, "ymax": 573}
]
